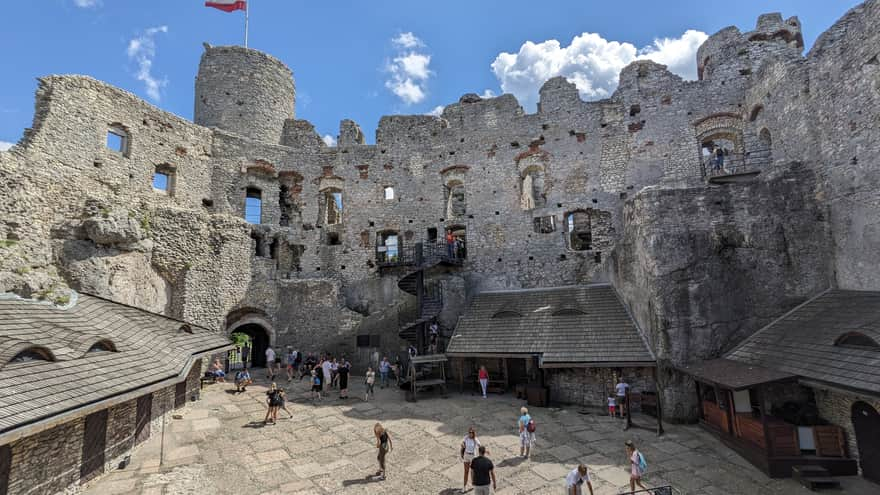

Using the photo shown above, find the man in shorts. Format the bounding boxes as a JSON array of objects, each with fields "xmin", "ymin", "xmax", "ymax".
[
  {"xmin": 265, "ymin": 345, "xmax": 276, "ymax": 379},
  {"xmin": 518, "ymin": 407, "xmax": 535, "ymax": 457},
  {"xmin": 469, "ymin": 446, "xmax": 495, "ymax": 495}
]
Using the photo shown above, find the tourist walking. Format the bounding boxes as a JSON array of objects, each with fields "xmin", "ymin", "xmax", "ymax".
[
  {"xmin": 615, "ymin": 378, "xmax": 629, "ymax": 418},
  {"xmin": 234, "ymin": 367, "xmax": 252, "ymax": 392},
  {"xmin": 608, "ymin": 394, "xmax": 617, "ymax": 418},
  {"xmin": 338, "ymin": 358, "xmax": 350, "ymax": 399},
  {"xmin": 460, "ymin": 427, "xmax": 482, "ymax": 492},
  {"xmin": 626, "ymin": 440, "xmax": 648, "ymax": 492},
  {"xmin": 310, "ymin": 369, "xmax": 322, "ymax": 401},
  {"xmin": 264, "ymin": 383, "xmax": 282, "ymax": 425},
  {"xmin": 379, "ymin": 356, "xmax": 391, "ymax": 388},
  {"xmin": 374, "ymin": 423, "xmax": 392, "ymax": 480},
  {"xmin": 265, "ymin": 345, "xmax": 276, "ymax": 379},
  {"xmin": 277, "ymin": 387, "xmax": 293, "ymax": 419},
  {"xmin": 293, "ymin": 349, "xmax": 303, "ymax": 379},
  {"xmin": 301, "ymin": 352, "xmax": 316, "ymax": 381},
  {"xmin": 565, "ymin": 464, "xmax": 594, "ymax": 495},
  {"xmin": 470, "ymin": 446, "xmax": 495, "ymax": 495},
  {"xmin": 364, "ymin": 366, "xmax": 376, "ymax": 401},
  {"xmin": 330, "ymin": 358, "xmax": 339, "ymax": 388},
  {"xmin": 478, "ymin": 365, "xmax": 489, "ymax": 398},
  {"xmin": 518, "ymin": 406, "xmax": 535, "ymax": 458}
]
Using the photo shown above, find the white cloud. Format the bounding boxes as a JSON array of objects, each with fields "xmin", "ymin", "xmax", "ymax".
[
  {"xmin": 73, "ymin": 0, "xmax": 101, "ymax": 7},
  {"xmin": 127, "ymin": 26, "xmax": 169, "ymax": 102},
  {"xmin": 385, "ymin": 33, "xmax": 433, "ymax": 105},
  {"xmin": 392, "ymin": 32, "xmax": 423, "ymax": 49},
  {"xmin": 322, "ymin": 134, "xmax": 337, "ymax": 147},
  {"xmin": 491, "ymin": 30, "xmax": 707, "ymax": 110},
  {"xmin": 427, "ymin": 105, "xmax": 444, "ymax": 117},
  {"xmin": 480, "ymin": 89, "xmax": 496, "ymax": 99},
  {"xmin": 0, "ymin": 141, "xmax": 13, "ymax": 151}
]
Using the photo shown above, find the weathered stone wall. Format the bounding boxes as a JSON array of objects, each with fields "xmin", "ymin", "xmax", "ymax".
[
  {"xmin": 5, "ymin": 420, "xmax": 83, "ymax": 495},
  {"xmin": 611, "ymin": 166, "xmax": 833, "ymax": 420},
  {"xmin": 547, "ymin": 367, "xmax": 654, "ymax": 409}
]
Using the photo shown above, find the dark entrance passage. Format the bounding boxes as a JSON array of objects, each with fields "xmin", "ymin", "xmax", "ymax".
[
  {"xmin": 80, "ymin": 410, "xmax": 108, "ymax": 482},
  {"xmin": 852, "ymin": 401, "xmax": 880, "ymax": 482},
  {"xmin": 233, "ymin": 324, "xmax": 270, "ymax": 368}
]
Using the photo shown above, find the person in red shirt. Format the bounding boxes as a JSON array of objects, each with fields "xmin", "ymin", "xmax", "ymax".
[
  {"xmin": 446, "ymin": 231, "xmax": 455, "ymax": 258},
  {"xmin": 478, "ymin": 365, "xmax": 489, "ymax": 398}
]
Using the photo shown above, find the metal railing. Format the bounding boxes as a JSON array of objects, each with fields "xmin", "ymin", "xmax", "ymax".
[
  {"xmin": 703, "ymin": 149, "xmax": 771, "ymax": 178},
  {"xmin": 377, "ymin": 238, "xmax": 466, "ymax": 269}
]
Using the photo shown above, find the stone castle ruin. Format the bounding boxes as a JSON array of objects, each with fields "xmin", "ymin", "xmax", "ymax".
[{"xmin": 1, "ymin": 1, "xmax": 878, "ymax": 439}]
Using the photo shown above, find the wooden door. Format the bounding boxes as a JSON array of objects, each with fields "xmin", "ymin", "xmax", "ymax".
[
  {"xmin": 80, "ymin": 410, "xmax": 108, "ymax": 482},
  {"xmin": 135, "ymin": 394, "xmax": 152, "ymax": 445},
  {"xmin": 852, "ymin": 401, "xmax": 880, "ymax": 482},
  {"xmin": 174, "ymin": 381, "xmax": 187, "ymax": 409}
]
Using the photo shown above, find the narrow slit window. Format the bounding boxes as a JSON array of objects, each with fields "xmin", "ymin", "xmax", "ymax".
[{"xmin": 245, "ymin": 188, "xmax": 262, "ymax": 224}]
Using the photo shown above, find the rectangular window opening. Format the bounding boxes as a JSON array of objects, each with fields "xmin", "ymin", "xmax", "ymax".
[
  {"xmin": 384, "ymin": 186, "xmax": 394, "ymax": 200},
  {"xmin": 153, "ymin": 171, "xmax": 170, "ymax": 192},
  {"xmin": 245, "ymin": 188, "xmax": 262, "ymax": 224},
  {"xmin": 533, "ymin": 216, "xmax": 556, "ymax": 234},
  {"xmin": 106, "ymin": 127, "xmax": 128, "ymax": 154}
]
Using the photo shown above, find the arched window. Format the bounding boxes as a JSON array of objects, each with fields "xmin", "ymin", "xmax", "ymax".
[
  {"xmin": 384, "ymin": 186, "xmax": 395, "ymax": 200},
  {"xmin": 834, "ymin": 332, "xmax": 880, "ymax": 350},
  {"xmin": 87, "ymin": 340, "xmax": 117, "ymax": 353},
  {"xmin": 106, "ymin": 124, "xmax": 130, "ymax": 156},
  {"xmin": 245, "ymin": 188, "xmax": 262, "ymax": 224},
  {"xmin": 180, "ymin": 324, "xmax": 193, "ymax": 334},
  {"xmin": 565, "ymin": 210, "xmax": 592, "ymax": 251},
  {"xmin": 10, "ymin": 347, "xmax": 54, "ymax": 364}
]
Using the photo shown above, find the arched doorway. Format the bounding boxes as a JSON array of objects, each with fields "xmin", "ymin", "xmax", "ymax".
[
  {"xmin": 852, "ymin": 401, "xmax": 880, "ymax": 482},
  {"xmin": 232, "ymin": 324, "xmax": 270, "ymax": 368}
]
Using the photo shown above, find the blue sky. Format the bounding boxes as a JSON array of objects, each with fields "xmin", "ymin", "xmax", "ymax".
[{"xmin": 0, "ymin": 1, "xmax": 861, "ymax": 148}]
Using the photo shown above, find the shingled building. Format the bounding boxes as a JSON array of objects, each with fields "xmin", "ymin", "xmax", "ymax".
[
  {"xmin": 0, "ymin": 293, "xmax": 231, "ymax": 495},
  {"xmin": 447, "ymin": 285, "xmax": 656, "ymax": 407}
]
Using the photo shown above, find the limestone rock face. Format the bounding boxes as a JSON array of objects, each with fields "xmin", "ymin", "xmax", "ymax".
[{"xmin": 82, "ymin": 213, "xmax": 145, "ymax": 247}]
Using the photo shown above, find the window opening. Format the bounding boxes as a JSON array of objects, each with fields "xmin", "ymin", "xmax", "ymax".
[
  {"xmin": 376, "ymin": 231, "xmax": 399, "ymax": 263},
  {"xmin": 87, "ymin": 340, "xmax": 115, "ymax": 353},
  {"xmin": 566, "ymin": 211, "xmax": 592, "ymax": 251},
  {"xmin": 326, "ymin": 232, "xmax": 341, "ymax": 246},
  {"xmin": 444, "ymin": 181, "xmax": 466, "ymax": 218},
  {"xmin": 384, "ymin": 186, "xmax": 395, "ymax": 200},
  {"xmin": 533, "ymin": 216, "xmax": 556, "ymax": 233},
  {"xmin": 427, "ymin": 227, "xmax": 438, "ymax": 243},
  {"xmin": 245, "ymin": 188, "xmax": 262, "ymax": 224},
  {"xmin": 520, "ymin": 168, "xmax": 546, "ymax": 210},
  {"xmin": 153, "ymin": 171, "xmax": 169, "ymax": 191},
  {"xmin": 106, "ymin": 125, "xmax": 129, "ymax": 155},
  {"xmin": 322, "ymin": 189, "xmax": 344, "ymax": 225},
  {"xmin": 10, "ymin": 347, "xmax": 53, "ymax": 364},
  {"xmin": 835, "ymin": 332, "xmax": 880, "ymax": 350}
]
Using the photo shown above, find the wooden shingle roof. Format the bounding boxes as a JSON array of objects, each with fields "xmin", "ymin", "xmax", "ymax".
[
  {"xmin": 0, "ymin": 293, "xmax": 232, "ymax": 436},
  {"xmin": 727, "ymin": 289, "xmax": 880, "ymax": 395},
  {"xmin": 446, "ymin": 284, "xmax": 654, "ymax": 366}
]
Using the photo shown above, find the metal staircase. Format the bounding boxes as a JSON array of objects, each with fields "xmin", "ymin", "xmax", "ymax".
[{"xmin": 378, "ymin": 240, "xmax": 463, "ymax": 399}]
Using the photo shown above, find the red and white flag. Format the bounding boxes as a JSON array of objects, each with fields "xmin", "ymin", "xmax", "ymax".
[{"xmin": 205, "ymin": 0, "xmax": 246, "ymax": 12}]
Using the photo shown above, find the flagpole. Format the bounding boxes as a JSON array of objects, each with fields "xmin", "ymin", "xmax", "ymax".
[{"xmin": 244, "ymin": 1, "xmax": 249, "ymax": 48}]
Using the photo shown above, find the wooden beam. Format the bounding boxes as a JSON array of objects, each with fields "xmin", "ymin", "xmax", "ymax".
[
  {"xmin": 757, "ymin": 385, "xmax": 773, "ymax": 456},
  {"xmin": 654, "ymin": 366, "xmax": 664, "ymax": 436}
]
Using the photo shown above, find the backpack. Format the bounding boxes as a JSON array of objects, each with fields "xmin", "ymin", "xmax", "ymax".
[
  {"xmin": 637, "ymin": 452, "xmax": 647, "ymax": 473},
  {"xmin": 527, "ymin": 419, "xmax": 536, "ymax": 433}
]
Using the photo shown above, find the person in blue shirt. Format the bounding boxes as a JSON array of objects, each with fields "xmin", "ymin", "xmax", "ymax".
[{"xmin": 518, "ymin": 407, "xmax": 535, "ymax": 457}]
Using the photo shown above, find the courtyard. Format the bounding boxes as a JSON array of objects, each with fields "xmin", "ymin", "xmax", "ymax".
[{"xmin": 80, "ymin": 373, "xmax": 872, "ymax": 495}]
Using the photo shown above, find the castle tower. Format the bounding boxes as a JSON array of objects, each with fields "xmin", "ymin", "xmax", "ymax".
[{"xmin": 194, "ymin": 44, "xmax": 295, "ymax": 145}]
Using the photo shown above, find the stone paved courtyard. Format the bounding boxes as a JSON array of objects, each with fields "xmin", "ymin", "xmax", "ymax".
[{"xmin": 81, "ymin": 374, "xmax": 874, "ymax": 495}]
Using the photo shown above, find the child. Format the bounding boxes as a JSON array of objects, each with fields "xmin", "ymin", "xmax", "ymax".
[
  {"xmin": 608, "ymin": 395, "xmax": 617, "ymax": 418},
  {"xmin": 310, "ymin": 369, "xmax": 322, "ymax": 401}
]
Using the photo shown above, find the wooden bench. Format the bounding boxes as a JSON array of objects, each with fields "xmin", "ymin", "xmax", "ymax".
[{"xmin": 199, "ymin": 374, "xmax": 216, "ymax": 389}]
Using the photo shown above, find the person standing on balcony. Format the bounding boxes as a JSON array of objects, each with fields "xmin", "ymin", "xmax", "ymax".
[
  {"xmin": 429, "ymin": 320, "xmax": 439, "ymax": 354},
  {"xmin": 713, "ymin": 146, "xmax": 724, "ymax": 172},
  {"xmin": 446, "ymin": 230, "xmax": 455, "ymax": 258}
]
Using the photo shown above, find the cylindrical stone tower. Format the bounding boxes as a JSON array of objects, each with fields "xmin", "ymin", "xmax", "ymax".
[{"xmin": 194, "ymin": 44, "xmax": 295, "ymax": 144}]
